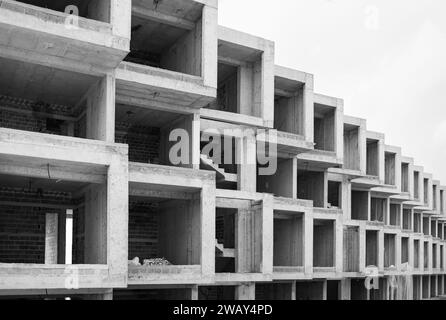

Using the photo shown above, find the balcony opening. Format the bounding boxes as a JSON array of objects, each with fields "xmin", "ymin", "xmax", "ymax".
[
  {"xmin": 431, "ymin": 220, "xmax": 437, "ymax": 238},
  {"xmin": 351, "ymin": 279, "xmax": 368, "ymax": 300},
  {"xmin": 433, "ymin": 185, "xmax": 438, "ymax": 210},
  {"xmin": 389, "ymin": 203, "xmax": 401, "ymax": 227},
  {"xmin": 351, "ymin": 190, "xmax": 369, "ymax": 221},
  {"xmin": 424, "ymin": 178, "xmax": 429, "ymax": 205},
  {"xmin": 414, "ymin": 240, "xmax": 420, "ymax": 269},
  {"xmin": 297, "ymin": 169, "xmax": 325, "ymax": 208},
  {"xmin": 401, "ymin": 237, "xmax": 409, "ymax": 265},
  {"xmin": 256, "ymin": 283, "xmax": 294, "ymax": 300},
  {"xmin": 296, "ymin": 281, "xmax": 326, "ymax": 300},
  {"xmin": 414, "ymin": 213, "xmax": 422, "ymax": 233},
  {"xmin": 215, "ymin": 208, "xmax": 236, "ymax": 273},
  {"xmin": 14, "ymin": 0, "xmax": 111, "ymax": 23},
  {"xmin": 401, "ymin": 163, "xmax": 409, "ymax": 193},
  {"xmin": 402, "ymin": 209, "xmax": 412, "ymax": 230},
  {"xmin": 370, "ymin": 197, "xmax": 386, "ymax": 223},
  {"xmin": 327, "ymin": 281, "xmax": 340, "ymax": 300},
  {"xmin": 116, "ymin": 104, "xmax": 197, "ymax": 167},
  {"xmin": 422, "ymin": 275, "xmax": 429, "ymax": 299},
  {"xmin": 328, "ymin": 181, "xmax": 341, "ymax": 209},
  {"xmin": 0, "ymin": 57, "xmax": 103, "ymax": 140},
  {"xmin": 343, "ymin": 226, "xmax": 359, "ymax": 272},
  {"xmin": 343, "ymin": 124, "xmax": 360, "ymax": 171},
  {"xmin": 414, "ymin": 171, "xmax": 420, "ymax": 200},
  {"xmin": 423, "ymin": 217, "xmax": 429, "ymax": 236},
  {"xmin": 273, "ymin": 212, "xmax": 304, "ymax": 271},
  {"xmin": 366, "ymin": 230, "xmax": 379, "ymax": 267},
  {"xmin": 424, "ymin": 242, "xmax": 429, "ymax": 269},
  {"xmin": 114, "ymin": 288, "xmax": 195, "ymax": 300},
  {"xmin": 126, "ymin": 1, "xmax": 204, "ymax": 77},
  {"xmin": 274, "ymin": 79, "xmax": 305, "ymax": 136},
  {"xmin": 431, "ymin": 276, "xmax": 437, "ymax": 297},
  {"xmin": 313, "ymin": 219, "xmax": 335, "ymax": 268},
  {"xmin": 198, "ymin": 286, "xmax": 235, "ymax": 300},
  {"xmin": 384, "ymin": 234, "xmax": 396, "ymax": 268},
  {"xmin": 366, "ymin": 139, "xmax": 379, "ymax": 176},
  {"xmin": 258, "ymin": 158, "xmax": 293, "ymax": 197},
  {"xmin": 314, "ymin": 103, "xmax": 335, "ymax": 152},
  {"xmin": 0, "ymin": 172, "xmax": 107, "ymax": 267},
  {"xmin": 384, "ymin": 152, "xmax": 396, "ymax": 185},
  {"xmin": 127, "ymin": 193, "xmax": 202, "ymax": 275},
  {"xmin": 433, "ymin": 244, "xmax": 438, "ymax": 268}
]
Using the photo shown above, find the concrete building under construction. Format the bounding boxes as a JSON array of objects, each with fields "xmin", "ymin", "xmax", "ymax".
[{"xmin": 0, "ymin": 0, "xmax": 444, "ymax": 300}]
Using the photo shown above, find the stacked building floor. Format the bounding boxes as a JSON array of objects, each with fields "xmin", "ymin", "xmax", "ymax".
[{"xmin": 0, "ymin": 0, "xmax": 444, "ymax": 300}]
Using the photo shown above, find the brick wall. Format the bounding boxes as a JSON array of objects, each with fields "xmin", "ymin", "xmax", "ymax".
[
  {"xmin": 128, "ymin": 200, "xmax": 159, "ymax": 260},
  {"xmin": 0, "ymin": 95, "xmax": 76, "ymax": 136},
  {"xmin": 0, "ymin": 187, "xmax": 71, "ymax": 264},
  {"xmin": 115, "ymin": 122, "xmax": 160, "ymax": 164}
]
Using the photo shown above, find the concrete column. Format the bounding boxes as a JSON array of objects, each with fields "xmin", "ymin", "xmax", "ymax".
[
  {"xmin": 378, "ymin": 140, "xmax": 385, "ymax": 184},
  {"xmin": 237, "ymin": 131, "xmax": 257, "ymax": 192},
  {"xmin": 378, "ymin": 230, "xmax": 385, "ymax": 271},
  {"xmin": 359, "ymin": 226, "xmax": 366, "ymax": 272},
  {"xmin": 335, "ymin": 216, "xmax": 343, "ymax": 273},
  {"xmin": 111, "ymin": 0, "xmax": 131, "ymax": 39},
  {"xmin": 334, "ymin": 99, "xmax": 344, "ymax": 161},
  {"xmin": 260, "ymin": 41, "xmax": 275, "ymax": 127},
  {"xmin": 304, "ymin": 211, "xmax": 314, "ymax": 275},
  {"xmin": 45, "ymin": 213, "xmax": 58, "ymax": 265},
  {"xmin": 340, "ymin": 279, "xmax": 351, "ymax": 300},
  {"xmin": 358, "ymin": 120, "xmax": 367, "ymax": 175},
  {"xmin": 303, "ymin": 75, "xmax": 314, "ymax": 144},
  {"xmin": 201, "ymin": 181, "xmax": 216, "ymax": 277},
  {"xmin": 238, "ymin": 65, "xmax": 254, "ymax": 116},
  {"xmin": 262, "ymin": 194, "xmax": 274, "ymax": 275},
  {"xmin": 201, "ymin": 3, "xmax": 218, "ymax": 89},
  {"xmin": 236, "ymin": 283, "xmax": 256, "ymax": 300},
  {"xmin": 86, "ymin": 74, "xmax": 115, "ymax": 143}
]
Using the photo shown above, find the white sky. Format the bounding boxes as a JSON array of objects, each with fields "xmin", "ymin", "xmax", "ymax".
[{"xmin": 218, "ymin": 0, "xmax": 446, "ymax": 183}]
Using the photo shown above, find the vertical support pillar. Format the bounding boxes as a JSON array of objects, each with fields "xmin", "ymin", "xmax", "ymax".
[
  {"xmin": 237, "ymin": 131, "xmax": 257, "ymax": 192},
  {"xmin": 304, "ymin": 210, "xmax": 314, "ymax": 275},
  {"xmin": 378, "ymin": 230, "xmax": 385, "ymax": 271},
  {"xmin": 236, "ymin": 283, "xmax": 256, "ymax": 300},
  {"xmin": 303, "ymin": 74, "xmax": 314, "ymax": 144},
  {"xmin": 45, "ymin": 213, "xmax": 58, "ymax": 265},
  {"xmin": 201, "ymin": 3, "xmax": 218, "ymax": 89},
  {"xmin": 201, "ymin": 181, "xmax": 216, "ymax": 278},
  {"xmin": 340, "ymin": 279, "xmax": 351, "ymax": 300}
]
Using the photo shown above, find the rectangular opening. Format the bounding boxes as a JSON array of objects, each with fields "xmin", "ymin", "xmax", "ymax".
[
  {"xmin": 128, "ymin": 194, "xmax": 202, "ymax": 269},
  {"xmin": 389, "ymin": 203, "xmax": 401, "ymax": 227},
  {"xmin": 327, "ymin": 281, "xmax": 340, "ymax": 301},
  {"xmin": 198, "ymin": 286, "xmax": 235, "ymax": 301},
  {"xmin": 433, "ymin": 244, "xmax": 438, "ymax": 268},
  {"xmin": 257, "ymin": 159, "xmax": 293, "ymax": 197},
  {"xmin": 343, "ymin": 226, "xmax": 359, "ymax": 272},
  {"xmin": 401, "ymin": 163, "xmax": 409, "ymax": 193},
  {"xmin": 424, "ymin": 242, "xmax": 429, "ymax": 269},
  {"xmin": 215, "ymin": 208, "xmax": 236, "ymax": 273},
  {"xmin": 370, "ymin": 197, "xmax": 386, "ymax": 223},
  {"xmin": 384, "ymin": 234, "xmax": 396, "ymax": 268},
  {"xmin": 431, "ymin": 276, "xmax": 436, "ymax": 297},
  {"xmin": 414, "ymin": 213, "xmax": 422, "ymax": 233},
  {"xmin": 423, "ymin": 217, "xmax": 429, "ymax": 236},
  {"xmin": 296, "ymin": 281, "xmax": 326, "ymax": 300},
  {"xmin": 413, "ymin": 276, "xmax": 421, "ymax": 300},
  {"xmin": 439, "ymin": 224, "xmax": 444, "ymax": 240},
  {"xmin": 297, "ymin": 170, "xmax": 325, "ymax": 208},
  {"xmin": 431, "ymin": 220, "xmax": 437, "ymax": 238},
  {"xmin": 433, "ymin": 185, "xmax": 438, "ymax": 210},
  {"xmin": 126, "ymin": 1, "xmax": 204, "ymax": 77},
  {"xmin": 366, "ymin": 230, "xmax": 379, "ymax": 267},
  {"xmin": 314, "ymin": 104, "xmax": 335, "ymax": 152},
  {"xmin": 422, "ymin": 275, "xmax": 429, "ymax": 299},
  {"xmin": 351, "ymin": 190, "xmax": 369, "ymax": 221},
  {"xmin": 274, "ymin": 80, "xmax": 305, "ymax": 136},
  {"xmin": 414, "ymin": 171, "xmax": 420, "ymax": 200},
  {"xmin": 441, "ymin": 190, "xmax": 445, "ymax": 214},
  {"xmin": 424, "ymin": 178, "xmax": 429, "ymax": 205},
  {"xmin": 414, "ymin": 240, "xmax": 420, "ymax": 269},
  {"xmin": 256, "ymin": 283, "xmax": 294, "ymax": 300},
  {"xmin": 402, "ymin": 209, "xmax": 412, "ymax": 230},
  {"xmin": 313, "ymin": 219, "xmax": 335, "ymax": 268},
  {"xmin": 438, "ymin": 275, "xmax": 444, "ymax": 296},
  {"xmin": 0, "ymin": 57, "xmax": 102, "ymax": 140},
  {"xmin": 328, "ymin": 181, "xmax": 341, "ymax": 209},
  {"xmin": 366, "ymin": 139, "xmax": 379, "ymax": 176},
  {"xmin": 351, "ymin": 279, "xmax": 367, "ymax": 300},
  {"xmin": 273, "ymin": 212, "xmax": 304, "ymax": 268},
  {"xmin": 14, "ymin": 0, "xmax": 111, "ymax": 23},
  {"xmin": 384, "ymin": 152, "xmax": 396, "ymax": 185},
  {"xmin": 0, "ymin": 172, "xmax": 107, "ymax": 266},
  {"xmin": 401, "ymin": 237, "xmax": 409, "ymax": 264},
  {"xmin": 343, "ymin": 125, "xmax": 360, "ymax": 171},
  {"xmin": 114, "ymin": 288, "xmax": 194, "ymax": 300}
]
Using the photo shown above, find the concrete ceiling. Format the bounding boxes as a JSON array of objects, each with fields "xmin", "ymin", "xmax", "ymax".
[
  {"xmin": 218, "ymin": 40, "xmax": 263, "ymax": 63},
  {"xmin": 0, "ymin": 174, "xmax": 88, "ymax": 193},
  {"xmin": 17, "ymin": 0, "xmax": 90, "ymax": 17},
  {"xmin": 275, "ymin": 76, "xmax": 304, "ymax": 93},
  {"xmin": 132, "ymin": 0, "xmax": 203, "ymax": 22},
  {"xmin": 0, "ymin": 57, "xmax": 98, "ymax": 107},
  {"xmin": 116, "ymin": 103, "xmax": 182, "ymax": 128}
]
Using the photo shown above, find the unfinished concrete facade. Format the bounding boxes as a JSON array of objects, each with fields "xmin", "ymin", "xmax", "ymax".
[{"xmin": 0, "ymin": 0, "xmax": 444, "ymax": 300}]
